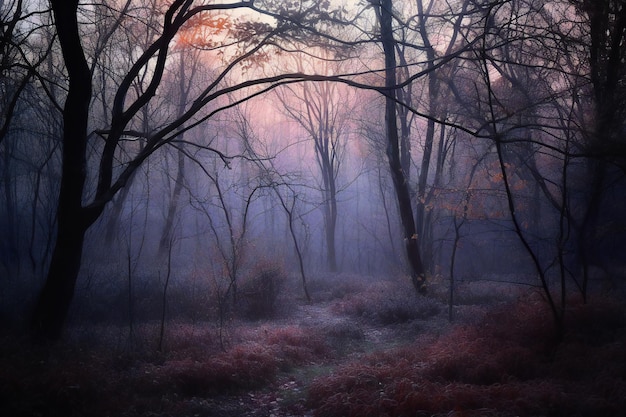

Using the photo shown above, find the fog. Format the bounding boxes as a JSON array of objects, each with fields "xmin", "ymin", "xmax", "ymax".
[
  {"xmin": 1, "ymin": 0, "xmax": 623, "ymax": 324},
  {"xmin": 1, "ymin": 1, "xmax": 626, "ymax": 415},
  {"xmin": 3, "ymin": 83, "xmax": 624, "ymax": 326}
]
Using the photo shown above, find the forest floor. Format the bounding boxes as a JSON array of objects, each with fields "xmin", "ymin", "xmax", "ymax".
[
  {"xmin": 1, "ymin": 273, "xmax": 626, "ymax": 417},
  {"xmin": 196, "ymin": 297, "xmax": 454, "ymax": 417}
]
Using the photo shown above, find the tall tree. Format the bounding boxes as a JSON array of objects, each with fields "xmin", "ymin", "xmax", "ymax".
[
  {"xmin": 0, "ymin": 0, "xmax": 54, "ymax": 277},
  {"xmin": 158, "ymin": 48, "xmax": 203, "ymax": 256},
  {"xmin": 31, "ymin": 0, "xmax": 93, "ymax": 342},
  {"xmin": 276, "ymin": 58, "xmax": 353, "ymax": 272},
  {"xmin": 408, "ymin": 0, "xmax": 468, "ymax": 272},
  {"xmin": 572, "ymin": 0, "xmax": 626, "ymax": 290},
  {"xmin": 376, "ymin": 0, "xmax": 426, "ymax": 294},
  {"xmin": 30, "ymin": 0, "xmax": 348, "ymax": 341}
]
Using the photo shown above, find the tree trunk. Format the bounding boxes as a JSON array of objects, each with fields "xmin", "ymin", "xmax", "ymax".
[
  {"xmin": 379, "ymin": 0, "xmax": 426, "ymax": 294},
  {"xmin": 31, "ymin": 221, "xmax": 86, "ymax": 341},
  {"xmin": 159, "ymin": 55, "xmax": 190, "ymax": 256},
  {"xmin": 578, "ymin": 0, "xmax": 626, "ymax": 296},
  {"xmin": 321, "ymin": 164, "xmax": 338, "ymax": 272},
  {"xmin": 414, "ymin": 1, "xmax": 439, "ymax": 274},
  {"xmin": 277, "ymin": 191, "xmax": 311, "ymax": 302},
  {"xmin": 1, "ymin": 139, "xmax": 19, "ymax": 275},
  {"xmin": 159, "ymin": 148, "xmax": 185, "ymax": 256},
  {"xmin": 31, "ymin": 0, "xmax": 92, "ymax": 342},
  {"xmin": 324, "ymin": 197, "xmax": 338, "ymax": 271}
]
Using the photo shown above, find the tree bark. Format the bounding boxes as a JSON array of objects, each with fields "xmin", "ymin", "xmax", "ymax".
[
  {"xmin": 578, "ymin": 0, "xmax": 626, "ymax": 292},
  {"xmin": 319, "ymin": 133, "xmax": 338, "ymax": 272},
  {"xmin": 31, "ymin": 0, "xmax": 92, "ymax": 342},
  {"xmin": 159, "ymin": 54, "xmax": 191, "ymax": 256},
  {"xmin": 159, "ymin": 148, "xmax": 185, "ymax": 256},
  {"xmin": 378, "ymin": 0, "xmax": 426, "ymax": 294},
  {"xmin": 414, "ymin": 0, "xmax": 439, "ymax": 274},
  {"xmin": 323, "ymin": 194, "xmax": 338, "ymax": 271}
]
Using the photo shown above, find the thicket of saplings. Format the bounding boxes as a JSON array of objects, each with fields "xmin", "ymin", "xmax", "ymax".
[
  {"xmin": 65, "ymin": 260, "xmax": 449, "ymax": 337},
  {"xmin": 68, "ymin": 261, "xmax": 295, "ymax": 329}
]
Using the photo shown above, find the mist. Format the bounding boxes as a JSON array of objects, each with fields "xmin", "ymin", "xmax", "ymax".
[{"xmin": 1, "ymin": 1, "xmax": 625, "ymax": 416}]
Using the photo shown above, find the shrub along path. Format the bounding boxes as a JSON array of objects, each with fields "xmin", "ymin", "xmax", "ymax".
[
  {"xmin": 194, "ymin": 294, "xmax": 450, "ymax": 417},
  {"xmin": 1, "ymin": 278, "xmax": 624, "ymax": 417},
  {"xmin": 215, "ymin": 292, "xmax": 626, "ymax": 417},
  {"xmin": 0, "ymin": 279, "xmax": 447, "ymax": 417}
]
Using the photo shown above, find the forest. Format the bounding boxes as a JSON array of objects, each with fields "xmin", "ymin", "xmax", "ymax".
[{"xmin": 1, "ymin": 0, "xmax": 625, "ymax": 416}]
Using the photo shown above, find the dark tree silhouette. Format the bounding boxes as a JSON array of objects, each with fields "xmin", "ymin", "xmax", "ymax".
[
  {"xmin": 376, "ymin": 0, "xmax": 426, "ymax": 294},
  {"xmin": 31, "ymin": 0, "xmax": 93, "ymax": 342},
  {"xmin": 29, "ymin": 0, "xmax": 345, "ymax": 341}
]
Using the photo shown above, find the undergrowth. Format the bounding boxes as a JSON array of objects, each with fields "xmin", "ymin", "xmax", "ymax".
[
  {"xmin": 308, "ymin": 295, "xmax": 626, "ymax": 417},
  {"xmin": 0, "ymin": 325, "xmax": 329, "ymax": 417},
  {"xmin": 3, "ymin": 275, "xmax": 625, "ymax": 417},
  {"xmin": 331, "ymin": 280, "xmax": 441, "ymax": 324}
]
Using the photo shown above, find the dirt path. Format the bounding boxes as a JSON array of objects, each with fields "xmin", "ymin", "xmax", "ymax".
[{"xmin": 202, "ymin": 300, "xmax": 447, "ymax": 417}]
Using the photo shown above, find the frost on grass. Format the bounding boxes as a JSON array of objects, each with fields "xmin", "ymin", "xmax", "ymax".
[
  {"xmin": 331, "ymin": 280, "xmax": 441, "ymax": 324},
  {"xmin": 308, "ymin": 296, "xmax": 626, "ymax": 417}
]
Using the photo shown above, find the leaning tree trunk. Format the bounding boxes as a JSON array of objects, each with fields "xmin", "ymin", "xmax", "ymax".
[
  {"xmin": 379, "ymin": 0, "xmax": 426, "ymax": 294},
  {"xmin": 31, "ymin": 0, "xmax": 92, "ymax": 342}
]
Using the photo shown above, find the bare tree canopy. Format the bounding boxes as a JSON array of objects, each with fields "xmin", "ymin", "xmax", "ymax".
[{"xmin": 0, "ymin": 0, "xmax": 623, "ymax": 344}]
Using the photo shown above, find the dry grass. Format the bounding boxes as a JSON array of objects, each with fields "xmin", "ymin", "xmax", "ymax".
[
  {"xmin": 308, "ymin": 295, "xmax": 626, "ymax": 417},
  {"xmin": 331, "ymin": 280, "xmax": 441, "ymax": 324},
  {"xmin": 0, "ymin": 323, "xmax": 329, "ymax": 417},
  {"xmin": 2, "ymin": 275, "xmax": 624, "ymax": 417}
]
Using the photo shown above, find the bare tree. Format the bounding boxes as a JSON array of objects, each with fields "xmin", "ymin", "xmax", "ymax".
[
  {"xmin": 375, "ymin": 0, "xmax": 426, "ymax": 294},
  {"xmin": 410, "ymin": 0, "xmax": 469, "ymax": 272},
  {"xmin": 275, "ymin": 52, "xmax": 354, "ymax": 272},
  {"xmin": 571, "ymin": 0, "xmax": 626, "ymax": 293},
  {"xmin": 158, "ymin": 48, "xmax": 205, "ymax": 257},
  {"xmin": 0, "ymin": 1, "xmax": 55, "ymax": 278},
  {"xmin": 30, "ymin": 0, "xmax": 354, "ymax": 341},
  {"xmin": 441, "ymin": 0, "xmax": 626, "ymax": 338}
]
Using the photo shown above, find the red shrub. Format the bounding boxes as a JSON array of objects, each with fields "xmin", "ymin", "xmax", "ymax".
[
  {"xmin": 137, "ymin": 326, "xmax": 329, "ymax": 398},
  {"xmin": 308, "ymin": 297, "xmax": 626, "ymax": 417},
  {"xmin": 264, "ymin": 325, "xmax": 330, "ymax": 363}
]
